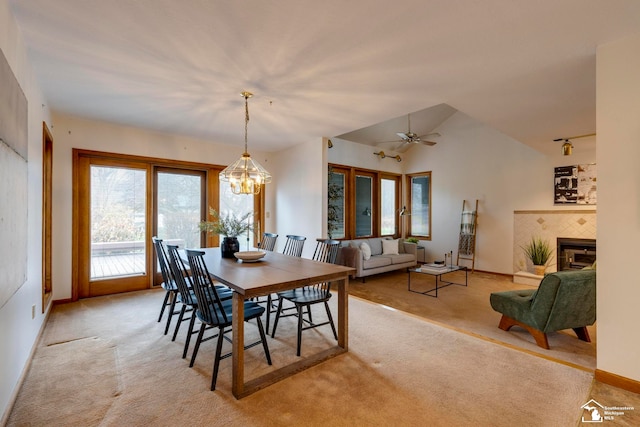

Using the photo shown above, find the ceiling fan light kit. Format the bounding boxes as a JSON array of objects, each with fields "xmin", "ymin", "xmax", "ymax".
[{"xmin": 376, "ymin": 114, "xmax": 441, "ymax": 153}]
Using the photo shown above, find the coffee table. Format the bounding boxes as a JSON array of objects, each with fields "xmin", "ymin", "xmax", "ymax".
[{"xmin": 407, "ymin": 264, "xmax": 468, "ymax": 297}]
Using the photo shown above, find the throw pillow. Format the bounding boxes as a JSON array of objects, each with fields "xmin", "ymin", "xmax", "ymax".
[
  {"xmin": 360, "ymin": 242, "xmax": 372, "ymax": 260},
  {"xmin": 382, "ymin": 239, "xmax": 399, "ymax": 255}
]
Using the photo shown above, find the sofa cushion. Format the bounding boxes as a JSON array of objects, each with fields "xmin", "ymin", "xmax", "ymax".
[
  {"xmin": 360, "ymin": 242, "xmax": 372, "ymax": 260},
  {"xmin": 365, "ymin": 238, "xmax": 381, "ymax": 256},
  {"xmin": 363, "ymin": 256, "xmax": 392, "ymax": 270},
  {"xmin": 382, "ymin": 239, "xmax": 399, "ymax": 255},
  {"xmin": 388, "ymin": 253, "xmax": 415, "ymax": 265}
]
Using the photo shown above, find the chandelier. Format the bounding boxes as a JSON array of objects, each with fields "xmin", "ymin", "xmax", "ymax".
[{"xmin": 219, "ymin": 91, "xmax": 272, "ymax": 194}]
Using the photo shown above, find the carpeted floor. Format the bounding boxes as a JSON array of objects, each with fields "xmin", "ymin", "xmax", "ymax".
[
  {"xmin": 6, "ymin": 272, "xmax": 640, "ymax": 426},
  {"xmin": 349, "ymin": 269, "xmax": 596, "ymax": 370}
]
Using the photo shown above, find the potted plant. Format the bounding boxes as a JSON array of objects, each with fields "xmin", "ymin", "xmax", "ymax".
[
  {"xmin": 521, "ymin": 236, "xmax": 553, "ymax": 276},
  {"xmin": 199, "ymin": 208, "xmax": 253, "ymax": 258}
]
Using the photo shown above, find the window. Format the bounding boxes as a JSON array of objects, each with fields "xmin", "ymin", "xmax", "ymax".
[
  {"xmin": 328, "ymin": 164, "xmax": 401, "ymax": 240},
  {"xmin": 380, "ymin": 176, "xmax": 398, "ymax": 236},
  {"xmin": 328, "ymin": 167, "xmax": 346, "ymax": 239},
  {"xmin": 407, "ymin": 172, "xmax": 432, "ymax": 239}
]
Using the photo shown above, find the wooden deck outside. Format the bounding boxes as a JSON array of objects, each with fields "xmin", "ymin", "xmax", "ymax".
[
  {"xmin": 90, "ymin": 239, "xmax": 185, "ymax": 279},
  {"xmin": 91, "ymin": 252, "xmax": 146, "ymax": 278}
]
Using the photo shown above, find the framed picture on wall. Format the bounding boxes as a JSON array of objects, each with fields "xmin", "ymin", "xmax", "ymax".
[{"xmin": 554, "ymin": 164, "xmax": 597, "ymax": 205}]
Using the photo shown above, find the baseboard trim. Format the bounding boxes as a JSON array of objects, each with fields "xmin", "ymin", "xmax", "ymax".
[{"xmin": 595, "ymin": 369, "xmax": 640, "ymax": 394}]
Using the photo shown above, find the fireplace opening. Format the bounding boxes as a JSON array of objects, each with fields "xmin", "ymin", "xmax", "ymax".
[{"xmin": 557, "ymin": 238, "xmax": 596, "ymax": 271}]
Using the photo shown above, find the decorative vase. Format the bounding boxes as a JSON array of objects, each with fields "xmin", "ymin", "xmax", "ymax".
[
  {"xmin": 221, "ymin": 236, "xmax": 240, "ymax": 258},
  {"xmin": 534, "ymin": 265, "xmax": 546, "ymax": 276}
]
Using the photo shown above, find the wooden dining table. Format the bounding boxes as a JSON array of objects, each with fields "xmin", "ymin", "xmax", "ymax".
[{"xmin": 191, "ymin": 247, "xmax": 354, "ymax": 399}]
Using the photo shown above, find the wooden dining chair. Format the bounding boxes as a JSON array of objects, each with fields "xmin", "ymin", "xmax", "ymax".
[
  {"xmin": 165, "ymin": 245, "xmax": 232, "ymax": 359},
  {"xmin": 258, "ymin": 232, "xmax": 278, "ymax": 251},
  {"xmin": 185, "ymin": 249, "xmax": 272, "ymax": 391},
  {"xmin": 152, "ymin": 237, "xmax": 179, "ymax": 335},
  {"xmin": 271, "ymin": 239, "xmax": 341, "ymax": 356},
  {"xmin": 282, "ymin": 235, "xmax": 306, "ymax": 257}
]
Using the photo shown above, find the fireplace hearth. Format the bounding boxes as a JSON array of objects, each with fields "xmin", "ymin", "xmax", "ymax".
[{"xmin": 557, "ymin": 238, "xmax": 596, "ymax": 271}]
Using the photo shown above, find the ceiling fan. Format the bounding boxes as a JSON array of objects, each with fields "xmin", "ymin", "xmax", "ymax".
[{"xmin": 378, "ymin": 114, "xmax": 440, "ymax": 153}]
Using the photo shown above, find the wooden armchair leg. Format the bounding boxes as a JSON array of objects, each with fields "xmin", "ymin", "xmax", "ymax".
[
  {"xmin": 497, "ymin": 315, "xmax": 550, "ymax": 349},
  {"xmin": 573, "ymin": 326, "xmax": 591, "ymax": 343}
]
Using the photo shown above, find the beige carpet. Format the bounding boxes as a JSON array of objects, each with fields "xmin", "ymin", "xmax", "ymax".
[
  {"xmin": 6, "ymin": 288, "xmax": 609, "ymax": 426},
  {"xmin": 350, "ymin": 270, "xmax": 597, "ymax": 370}
]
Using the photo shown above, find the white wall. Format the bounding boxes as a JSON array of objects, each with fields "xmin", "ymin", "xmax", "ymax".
[
  {"xmin": 269, "ymin": 138, "xmax": 326, "ymax": 259},
  {"xmin": 50, "ymin": 113, "xmax": 272, "ymax": 300},
  {"xmin": 0, "ymin": 0, "xmax": 50, "ymax": 420},
  {"xmin": 596, "ymin": 33, "xmax": 640, "ymax": 382}
]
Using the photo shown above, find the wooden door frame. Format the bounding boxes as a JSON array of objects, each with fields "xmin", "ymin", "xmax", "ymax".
[
  {"xmin": 42, "ymin": 122, "xmax": 53, "ymax": 312},
  {"xmin": 71, "ymin": 149, "xmax": 234, "ymax": 300}
]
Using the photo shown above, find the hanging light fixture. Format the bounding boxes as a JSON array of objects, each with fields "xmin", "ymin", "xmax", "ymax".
[
  {"xmin": 219, "ymin": 91, "xmax": 272, "ymax": 194},
  {"xmin": 553, "ymin": 133, "xmax": 596, "ymax": 156}
]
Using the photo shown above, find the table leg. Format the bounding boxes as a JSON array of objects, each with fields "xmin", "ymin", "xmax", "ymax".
[
  {"xmin": 232, "ymin": 292, "xmax": 245, "ymax": 398},
  {"xmin": 337, "ymin": 277, "xmax": 349, "ymax": 350}
]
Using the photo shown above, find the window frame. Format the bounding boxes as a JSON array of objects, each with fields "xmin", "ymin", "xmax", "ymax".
[{"xmin": 328, "ymin": 163, "xmax": 401, "ymax": 240}]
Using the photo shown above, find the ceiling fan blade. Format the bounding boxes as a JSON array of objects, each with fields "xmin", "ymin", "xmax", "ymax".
[
  {"xmin": 417, "ymin": 140, "xmax": 437, "ymax": 146},
  {"xmin": 396, "ymin": 132, "xmax": 409, "ymax": 141},
  {"xmin": 418, "ymin": 132, "xmax": 441, "ymax": 139}
]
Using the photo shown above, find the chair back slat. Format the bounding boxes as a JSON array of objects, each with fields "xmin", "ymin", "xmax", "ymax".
[
  {"xmin": 152, "ymin": 237, "xmax": 173, "ymax": 285},
  {"xmin": 312, "ymin": 239, "xmax": 341, "ymax": 264},
  {"xmin": 186, "ymin": 249, "xmax": 229, "ymax": 326},
  {"xmin": 166, "ymin": 245, "xmax": 197, "ymax": 306},
  {"xmin": 282, "ymin": 235, "xmax": 306, "ymax": 257},
  {"xmin": 259, "ymin": 233, "xmax": 278, "ymax": 251}
]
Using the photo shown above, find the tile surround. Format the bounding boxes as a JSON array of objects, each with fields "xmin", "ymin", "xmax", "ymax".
[{"xmin": 514, "ymin": 210, "xmax": 596, "ymax": 274}]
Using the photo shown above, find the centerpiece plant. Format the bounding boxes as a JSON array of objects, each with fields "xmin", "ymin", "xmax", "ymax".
[
  {"xmin": 199, "ymin": 208, "xmax": 253, "ymax": 258},
  {"xmin": 521, "ymin": 236, "xmax": 553, "ymax": 275}
]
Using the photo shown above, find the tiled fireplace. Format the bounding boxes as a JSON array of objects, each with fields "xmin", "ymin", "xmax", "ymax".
[{"xmin": 513, "ymin": 210, "xmax": 596, "ymax": 284}]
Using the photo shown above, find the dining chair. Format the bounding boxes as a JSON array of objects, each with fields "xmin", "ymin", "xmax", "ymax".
[
  {"xmin": 185, "ymin": 249, "xmax": 272, "ymax": 391},
  {"xmin": 165, "ymin": 245, "xmax": 232, "ymax": 359},
  {"xmin": 258, "ymin": 232, "xmax": 278, "ymax": 251},
  {"xmin": 271, "ymin": 239, "xmax": 341, "ymax": 356},
  {"xmin": 152, "ymin": 237, "xmax": 179, "ymax": 335},
  {"xmin": 259, "ymin": 234, "xmax": 306, "ymax": 334},
  {"xmin": 282, "ymin": 234, "xmax": 306, "ymax": 257}
]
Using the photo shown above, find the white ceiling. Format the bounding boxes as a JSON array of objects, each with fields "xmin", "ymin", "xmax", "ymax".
[{"xmin": 9, "ymin": 0, "xmax": 640, "ymax": 155}]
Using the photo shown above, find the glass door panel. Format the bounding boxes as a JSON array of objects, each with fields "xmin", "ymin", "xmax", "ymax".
[
  {"xmin": 90, "ymin": 166, "xmax": 146, "ymax": 280},
  {"xmin": 157, "ymin": 170, "xmax": 204, "ymax": 249}
]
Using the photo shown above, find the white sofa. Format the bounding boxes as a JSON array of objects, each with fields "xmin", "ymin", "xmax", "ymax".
[{"xmin": 337, "ymin": 238, "xmax": 417, "ymax": 281}]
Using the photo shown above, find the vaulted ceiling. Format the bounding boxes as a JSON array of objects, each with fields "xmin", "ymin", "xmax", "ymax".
[{"xmin": 9, "ymin": 1, "xmax": 640, "ymax": 155}]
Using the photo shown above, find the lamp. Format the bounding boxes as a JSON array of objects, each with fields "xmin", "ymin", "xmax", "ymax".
[
  {"xmin": 553, "ymin": 133, "xmax": 596, "ymax": 156},
  {"xmin": 374, "ymin": 151, "xmax": 402, "ymax": 162},
  {"xmin": 219, "ymin": 91, "xmax": 272, "ymax": 194},
  {"xmin": 397, "ymin": 206, "xmax": 411, "ymax": 238}
]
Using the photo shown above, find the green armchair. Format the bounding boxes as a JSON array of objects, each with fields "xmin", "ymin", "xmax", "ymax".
[{"xmin": 489, "ymin": 270, "xmax": 596, "ymax": 349}]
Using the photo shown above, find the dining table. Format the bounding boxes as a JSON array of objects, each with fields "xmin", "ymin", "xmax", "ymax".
[{"xmin": 187, "ymin": 247, "xmax": 355, "ymax": 399}]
